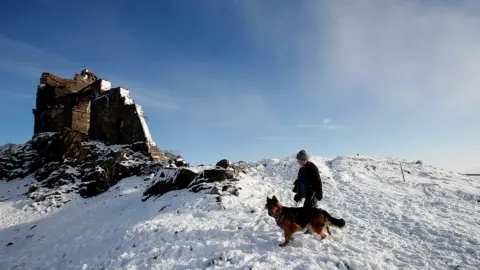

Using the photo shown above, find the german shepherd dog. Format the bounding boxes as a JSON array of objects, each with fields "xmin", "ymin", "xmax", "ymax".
[{"xmin": 265, "ymin": 196, "xmax": 346, "ymax": 247}]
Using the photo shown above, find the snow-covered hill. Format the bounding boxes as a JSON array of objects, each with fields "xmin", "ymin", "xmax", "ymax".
[{"xmin": 1, "ymin": 155, "xmax": 479, "ymax": 270}]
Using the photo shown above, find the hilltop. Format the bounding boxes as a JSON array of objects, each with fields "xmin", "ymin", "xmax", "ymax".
[{"xmin": 1, "ymin": 154, "xmax": 479, "ymax": 269}]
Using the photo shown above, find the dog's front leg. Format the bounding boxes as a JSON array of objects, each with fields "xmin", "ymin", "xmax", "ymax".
[{"xmin": 279, "ymin": 230, "xmax": 292, "ymax": 247}]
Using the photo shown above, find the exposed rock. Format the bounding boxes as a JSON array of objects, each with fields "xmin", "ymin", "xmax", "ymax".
[
  {"xmin": 142, "ymin": 168, "xmax": 199, "ymax": 201},
  {"xmin": 31, "ymin": 127, "xmax": 88, "ymax": 161},
  {"xmin": 209, "ymin": 186, "xmax": 221, "ymax": 195},
  {"xmin": 215, "ymin": 159, "xmax": 231, "ymax": 169},
  {"xmin": 142, "ymin": 168, "xmax": 240, "ymax": 201},
  {"xmin": 174, "ymin": 157, "xmax": 187, "ymax": 167},
  {"xmin": 189, "ymin": 169, "xmax": 236, "ymax": 186},
  {"xmin": 0, "ymin": 129, "xmax": 154, "ymax": 200}
]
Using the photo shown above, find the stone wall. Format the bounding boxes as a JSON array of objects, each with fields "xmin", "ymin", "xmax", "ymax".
[
  {"xmin": 34, "ymin": 71, "xmax": 97, "ymax": 134},
  {"xmin": 32, "ymin": 70, "xmax": 165, "ymax": 161},
  {"xmin": 36, "ymin": 72, "xmax": 95, "ymax": 108},
  {"xmin": 33, "ymin": 106, "xmax": 72, "ymax": 134},
  {"xmin": 89, "ymin": 87, "xmax": 154, "ymax": 146},
  {"xmin": 71, "ymin": 100, "xmax": 91, "ymax": 134}
]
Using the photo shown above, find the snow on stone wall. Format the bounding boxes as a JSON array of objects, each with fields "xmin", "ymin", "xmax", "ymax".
[
  {"xmin": 100, "ymin": 80, "xmax": 112, "ymax": 91},
  {"xmin": 135, "ymin": 104, "xmax": 156, "ymax": 147},
  {"xmin": 120, "ymin": 88, "xmax": 134, "ymax": 105}
]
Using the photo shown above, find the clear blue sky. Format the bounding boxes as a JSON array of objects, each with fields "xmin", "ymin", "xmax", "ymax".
[{"xmin": 0, "ymin": 0, "xmax": 479, "ymax": 172}]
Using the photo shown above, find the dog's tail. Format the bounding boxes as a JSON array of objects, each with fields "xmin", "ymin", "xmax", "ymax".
[{"xmin": 324, "ymin": 210, "xmax": 346, "ymax": 228}]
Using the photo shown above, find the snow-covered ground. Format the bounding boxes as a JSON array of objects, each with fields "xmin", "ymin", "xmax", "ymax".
[{"xmin": 0, "ymin": 155, "xmax": 479, "ymax": 270}]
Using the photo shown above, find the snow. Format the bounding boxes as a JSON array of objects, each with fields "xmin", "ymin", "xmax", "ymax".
[
  {"xmin": 1, "ymin": 155, "xmax": 479, "ymax": 269},
  {"xmin": 120, "ymin": 87, "xmax": 134, "ymax": 105},
  {"xmin": 100, "ymin": 79, "xmax": 112, "ymax": 91},
  {"xmin": 135, "ymin": 104, "xmax": 156, "ymax": 147},
  {"xmin": 151, "ymin": 168, "xmax": 180, "ymax": 183}
]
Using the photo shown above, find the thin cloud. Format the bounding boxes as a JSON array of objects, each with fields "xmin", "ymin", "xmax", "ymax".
[
  {"xmin": 0, "ymin": 60, "xmax": 45, "ymax": 78},
  {"xmin": 253, "ymin": 136, "xmax": 319, "ymax": 141},
  {"xmin": 185, "ymin": 90, "xmax": 279, "ymax": 129},
  {"xmin": 2, "ymin": 91, "xmax": 36, "ymax": 101},
  {"xmin": 284, "ymin": 119, "xmax": 346, "ymax": 130},
  {"xmin": 237, "ymin": 0, "xmax": 480, "ymax": 116},
  {"xmin": 317, "ymin": 0, "xmax": 480, "ymax": 114},
  {"xmin": 113, "ymin": 76, "xmax": 280, "ymax": 130},
  {"xmin": 129, "ymin": 88, "xmax": 181, "ymax": 110},
  {"xmin": 0, "ymin": 34, "xmax": 74, "ymax": 78},
  {"xmin": 296, "ymin": 124, "xmax": 322, "ymax": 129},
  {"xmin": 322, "ymin": 124, "xmax": 346, "ymax": 130},
  {"xmin": 295, "ymin": 124, "xmax": 346, "ymax": 130}
]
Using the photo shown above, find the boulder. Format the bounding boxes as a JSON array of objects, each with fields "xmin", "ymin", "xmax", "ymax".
[
  {"xmin": 142, "ymin": 168, "xmax": 240, "ymax": 201},
  {"xmin": 142, "ymin": 168, "xmax": 199, "ymax": 201},
  {"xmin": 215, "ymin": 159, "xmax": 231, "ymax": 169}
]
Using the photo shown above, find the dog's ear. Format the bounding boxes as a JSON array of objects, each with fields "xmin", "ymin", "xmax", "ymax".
[
  {"xmin": 266, "ymin": 196, "xmax": 271, "ymax": 202},
  {"xmin": 272, "ymin": 195, "xmax": 278, "ymax": 203}
]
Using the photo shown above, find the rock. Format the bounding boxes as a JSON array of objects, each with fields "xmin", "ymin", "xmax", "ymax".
[
  {"xmin": 209, "ymin": 186, "xmax": 221, "ymax": 195},
  {"xmin": 175, "ymin": 159, "xmax": 186, "ymax": 167},
  {"xmin": 221, "ymin": 184, "xmax": 240, "ymax": 196},
  {"xmin": 142, "ymin": 168, "xmax": 199, "ymax": 201},
  {"xmin": 215, "ymin": 159, "xmax": 231, "ymax": 169},
  {"xmin": 142, "ymin": 168, "xmax": 240, "ymax": 201},
  {"xmin": 31, "ymin": 128, "xmax": 87, "ymax": 162},
  {"xmin": 231, "ymin": 189, "xmax": 240, "ymax": 196},
  {"xmin": 191, "ymin": 169, "xmax": 235, "ymax": 185},
  {"xmin": 1, "ymin": 129, "xmax": 154, "ymax": 201}
]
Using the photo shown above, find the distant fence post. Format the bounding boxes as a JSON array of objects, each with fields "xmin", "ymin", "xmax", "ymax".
[{"xmin": 400, "ymin": 163, "xmax": 406, "ymax": 182}]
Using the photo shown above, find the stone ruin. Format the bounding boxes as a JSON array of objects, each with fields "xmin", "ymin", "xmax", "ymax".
[
  {"xmin": 0, "ymin": 69, "xmax": 172, "ymax": 200},
  {"xmin": 32, "ymin": 69, "xmax": 164, "ymax": 161},
  {"xmin": 0, "ymin": 69, "xmax": 247, "ymax": 210}
]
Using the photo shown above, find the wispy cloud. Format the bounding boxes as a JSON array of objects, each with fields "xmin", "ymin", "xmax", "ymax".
[
  {"xmin": 315, "ymin": 0, "xmax": 480, "ymax": 114},
  {"xmin": 111, "ymin": 75, "xmax": 279, "ymax": 130},
  {"xmin": 182, "ymin": 89, "xmax": 279, "ymax": 129},
  {"xmin": 284, "ymin": 119, "xmax": 346, "ymax": 131},
  {"xmin": 237, "ymin": 0, "xmax": 480, "ymax": 116},
  {"xmin": 129, "ymin": 88, "xmax": 181, "ymax": 110},
  {"xmin": 0, "ymin": 60, "xmax": 45, "ymax": 78},
  {"xmin": 1, "ymin": 91, "xmax": 35, "ymax": 101},
  {"xmin": 253, "ymin": 136, "xmax": 319, "ymax": 141},
  {"xmin": 294, "ymin": 124, "xmax": 345, "ymax": 130},
  {"xmin": 0, "ymin": 34, "xmax": 74, "ymax": 78}
]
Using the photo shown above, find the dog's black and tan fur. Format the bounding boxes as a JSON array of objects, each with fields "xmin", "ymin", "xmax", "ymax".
[{"xmin": 265, "ymin": 195, "xmax": 346, "ymax": 247}]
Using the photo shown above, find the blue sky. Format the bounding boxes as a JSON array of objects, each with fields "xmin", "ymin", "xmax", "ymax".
[{"xmin": 0, "ymin": 0, "xmax": 479, "ymax": 172}]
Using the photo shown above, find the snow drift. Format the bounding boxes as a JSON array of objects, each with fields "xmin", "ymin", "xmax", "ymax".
[{"xmin": 1, "ymin": 154, "xmax": 479, "ymax": 270}]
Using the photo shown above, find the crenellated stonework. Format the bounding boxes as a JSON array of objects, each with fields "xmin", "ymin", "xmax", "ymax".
[{"xmin": 32, "ymin": 69, "xmax": 165, "ymax": 161}]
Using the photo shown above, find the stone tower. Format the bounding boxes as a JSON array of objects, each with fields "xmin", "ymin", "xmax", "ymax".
[{"xmin": 32, "ymin": 69, "xmax": 165, "ymax": 161}]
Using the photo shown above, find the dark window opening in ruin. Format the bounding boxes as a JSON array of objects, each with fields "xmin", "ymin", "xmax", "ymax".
[{"xmin": 116, "ymin": 118, "xmax": 124, "ymax": 129}]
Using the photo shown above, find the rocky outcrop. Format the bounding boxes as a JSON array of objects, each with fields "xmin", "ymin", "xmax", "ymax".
[
  {"xmin": 215, "ymin": 159, "xmax": 231, "ymax": 169},
  {"xmin": 142, "ymin": 167, "xmax": 241, "ymax": 201},
  {"xmin": 0, "ymin": 128, "xmax": 154, "ymax": 200}
]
